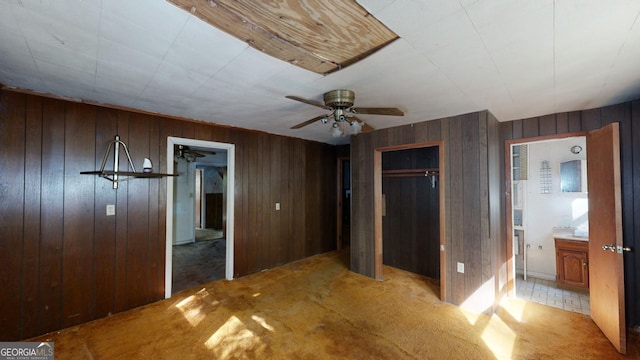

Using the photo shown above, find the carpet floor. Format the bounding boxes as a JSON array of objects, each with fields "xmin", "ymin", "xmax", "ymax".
[{"xmin": 35, "ymin": 250, "xmax": 638, "ymax": 359}]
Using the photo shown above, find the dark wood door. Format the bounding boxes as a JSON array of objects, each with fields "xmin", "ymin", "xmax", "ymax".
[
  {"xmin": 206, "ymin": 193, "xmax": 223, "ymax": 229},
  {"xmin": 587, "ymin": 122, "xmax": 626, "ymax": 354}
]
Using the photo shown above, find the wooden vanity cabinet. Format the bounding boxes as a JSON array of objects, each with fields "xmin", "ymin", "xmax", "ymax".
[{"xmin": 555, "ymin": 238, "xmax": 589, "ymax": 289}]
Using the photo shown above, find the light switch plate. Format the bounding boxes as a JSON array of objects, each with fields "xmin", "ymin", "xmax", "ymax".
[
  {"xmin": 275, "ymin": 202, "xmax": 280, "ymax": 211},
  {"xmin": 106, "ymin": 204, "xmax": 115, "ymax": 216},
  {"xmin": 457, "ymin": 262, "xmax": 465, "ymax": 273}
]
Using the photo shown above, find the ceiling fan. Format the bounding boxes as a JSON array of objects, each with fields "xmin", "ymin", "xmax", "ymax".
[
  {"xmin": 174, "ymin": 144, "xmax": 216, "ymax": 162},
  {"xmin": 286, "ymin": 89, "xmax": 404, "ymax": 137}
]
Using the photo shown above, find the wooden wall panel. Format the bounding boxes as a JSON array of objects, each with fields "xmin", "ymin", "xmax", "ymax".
[
  {"xmin": 22, "ymin": 95, "xmax": 43, "ymax": 339},
  {"xmin": 0, "ymin": 88, "xmax": 337, "ymax": 340},
  {"xmin": 147, "ymin": 115, "xmax": 163, "ymax": 302},
  {"xmin": 461, "ymin": 113, "xmax": 481, "ymax": 301},
  {"xmin": 126, "ymin": 114, "xmax": 152, "ymax": 309},
  {"xmin": 93, "ymin": 107, "xmax": 118, "ymax": 319},
  {"xmin": 522, "ymin": 117, "xmax": 539, "ymax": 138},
  {"xmin": 487, "ymin": 112, "xmax": 502, "ymax": 307},
  {"xmin": 448, "ymin": 115, "xmax": 465, "ymax": 305},
  {"xmin": 0, "ymin": 91, "xmax": 26, "ymax": 340},
  {"xmin": 39, "ymin": 98, "xmax": 66, "ymax": 334},
  {"xmin": 479, "ymin": 113, "xmax": 491, "ymax": 292},
  {"xmin": 539, "ymin": 114, "xmax": 556, "ymax": 135},
  {"xmin": 62, "ymin": 103, "xmax": 97, "ymax": 328},
  {"xmin": 556, "ymin": 113, "xmax": 569, "ymax": 134},
  {"xmin": 499, "ymin": 100, "xmax": 640, "ymax": 329},
  {"xmin": 114, "ymin": 110, "xmax": 130, "ymax": 313},
  {"xmin": 630, "ymin": 100, "xmax": 640, "ymax": 329}
]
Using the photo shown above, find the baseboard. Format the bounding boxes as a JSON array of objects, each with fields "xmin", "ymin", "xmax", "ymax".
[
  {"xmin": 515, "ymin": 269, "xmax": 556, "ymax": 281},
  {"xmin": 173, "ymin": 239, "xmax": 195, "ymax": 246}
]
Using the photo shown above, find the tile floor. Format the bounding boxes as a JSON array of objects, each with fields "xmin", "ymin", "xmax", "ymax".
[{"xmin": 516, "ymin": 275, "xmax": 590, "ymax": 315}]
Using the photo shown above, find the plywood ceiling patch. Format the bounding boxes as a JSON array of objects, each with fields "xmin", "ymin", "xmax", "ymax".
[{"xmin": 167, "ymin": 0, "xmax": 398, "ymax": 74}]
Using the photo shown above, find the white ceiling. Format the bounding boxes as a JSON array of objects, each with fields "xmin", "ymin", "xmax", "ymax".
[{"xmin": 1, "ymin": 0, "xmax": 639, "ymax": 145}]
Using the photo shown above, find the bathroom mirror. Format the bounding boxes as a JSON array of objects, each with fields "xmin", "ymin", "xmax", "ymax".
[{"xmin": 560, "ymin": 160, "xmax": 584, "ymax": 192}]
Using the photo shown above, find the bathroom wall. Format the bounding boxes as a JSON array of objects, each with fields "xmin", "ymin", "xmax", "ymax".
[{"xmin": 518, "ymin": 136, "xmax": 588, "ymax": 280}]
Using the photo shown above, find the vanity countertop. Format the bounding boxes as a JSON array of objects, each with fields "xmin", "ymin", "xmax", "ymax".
[{"xmin": 553, "ymin": 234, "xmax": 589, "ymax": 242}]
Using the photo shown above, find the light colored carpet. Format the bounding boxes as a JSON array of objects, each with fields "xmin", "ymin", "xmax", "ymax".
[{"xmin": 34, "ymin": 250, "xmax": 638, "ymax": 359}]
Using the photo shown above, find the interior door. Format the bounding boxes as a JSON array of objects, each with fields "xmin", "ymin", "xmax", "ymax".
[{"xmin": 587, "ymin": 122, "xmax": 626, "ymax": 354}]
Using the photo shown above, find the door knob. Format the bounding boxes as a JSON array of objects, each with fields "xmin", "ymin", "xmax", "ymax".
[{"xmin": 602, "ymin": 244, "xmax": 616, "ymax": 252}]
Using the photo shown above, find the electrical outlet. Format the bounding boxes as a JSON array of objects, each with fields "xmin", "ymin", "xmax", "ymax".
[
  {"xmin": 275, "ymin": 202, "xmax": 280, "ymax": 211},
  {"xmin": 106, "ymin": 204, "xmax": 115, "ymax": 216},
  {"xmin": 457, "ymin": 262, "xmax": 465, "ymax": 273}
]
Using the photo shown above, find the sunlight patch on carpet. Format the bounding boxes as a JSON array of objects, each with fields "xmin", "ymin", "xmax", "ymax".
[
  {"xmin": 176, "ymin": 289, "xmax": 217, "ymax": 327},
  {"xmin": 460, "ymin": 277, "xmax": 496, "ymax": 323},
  {"xmin": 205, "ymin": 316, "xmax": 265, "ymax": 357},
  {"xmin": 481, "ymin": 314, "xmax": 516, "ymax": 360},
  {"xmin": 500, "ymin": 296, "xmax": 527, "ymax": 323}
]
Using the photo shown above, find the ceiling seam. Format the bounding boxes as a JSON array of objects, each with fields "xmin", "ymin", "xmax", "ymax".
[
  {"xmin": 459, "ymin": 1, "xmax": 514, "ymax": 104},
  {"xmin": 13, "ymin": 3, "xmax": 45, "ymax": 92},
  {"xmin": 595, "ymin": 6, "xmax": 640, "ymax": 103},
  {"xmin": 93, "ymin": 0, "xmax": 104, "ymax": 93},
  {"xmin": 137, "ymin": 14, "xmax": 192, "ymax": 103}
]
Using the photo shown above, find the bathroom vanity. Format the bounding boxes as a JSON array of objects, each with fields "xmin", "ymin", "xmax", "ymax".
[{"xmin": 554, "ymin": 236, "xmax": 589, "ymax": 289}]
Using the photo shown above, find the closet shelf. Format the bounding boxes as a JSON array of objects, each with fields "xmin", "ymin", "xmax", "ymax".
[{"xmin": 382, "ymin": 168, "xmax": 439, "ymax": 178}]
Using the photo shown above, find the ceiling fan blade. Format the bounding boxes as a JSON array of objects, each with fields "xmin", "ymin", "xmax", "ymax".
[
  {"xmin": 351, "ymin": 107, "xmax": 404, "ymax": 116},
  {"xmin": 286, "ymin": 95, "xmax": 332, "ymax": 110},
  {"xmin": 196, "ymin": 150, "xmax": 217, "ymax": 155},
  {"xmin": 291, "ymin": 114, "xmax": 327, "ymax": 129},
  {"xmin": 362, "ymin": 123, "xmax": 375, "ymax": 132}
]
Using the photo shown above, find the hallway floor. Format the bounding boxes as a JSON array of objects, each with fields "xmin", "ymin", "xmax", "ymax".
[
  {"xmin": 172, "ymin": 229, "xmax": 226, "ymax": 294},
  {"xmin": 516, "ymin": 275, "xmax": 590, "ymax": 315}
]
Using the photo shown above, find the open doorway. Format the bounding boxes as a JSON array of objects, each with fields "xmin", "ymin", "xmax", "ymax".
[
  {"xmin": 508, "ymin": 136, "xmax": 590, "ymax": 314},
  {"xmin": 373, "ymin": 142, "xmax": 445, "ymax": 300},
  {"xmin": 336, "ymin": 156, "xmax": 350, "ymax": 252},
  {"xmin": 165, "ymin": 137, "xmax": 235, "ymax": 298}
]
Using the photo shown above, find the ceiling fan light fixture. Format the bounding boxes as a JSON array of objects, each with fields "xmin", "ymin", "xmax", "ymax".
[
  {"xmin": 351, "ymin": 121, "xmax": 362, "ymax": 134},
  {"xmin": 331, "ymin": 123, "xmax": 344, "ymax": 137}
]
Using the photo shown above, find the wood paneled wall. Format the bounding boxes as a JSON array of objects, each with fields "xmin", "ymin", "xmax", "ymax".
[
  {"xmin": 0, "ymin": 89, "xmax": 336, "ymax": 340},
  {"xmin": 351, "ymin": 111, "xmax": 501, "ymax": 307},
  {"xmin": 499, "ymin": 101, "xmax": 640, "ymax": 329}
]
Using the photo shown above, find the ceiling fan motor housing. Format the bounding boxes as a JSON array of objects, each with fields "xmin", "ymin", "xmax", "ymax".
[{"xmin": 323, "ymin": 89, "xmax": 355, "ymax": 108}]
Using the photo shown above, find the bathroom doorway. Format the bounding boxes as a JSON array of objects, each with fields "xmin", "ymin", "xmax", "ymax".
[{"xmin": 508, "ymin": 135, "xmax": 590, "ymax": 314}]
